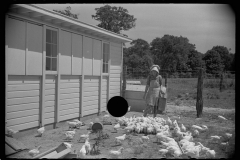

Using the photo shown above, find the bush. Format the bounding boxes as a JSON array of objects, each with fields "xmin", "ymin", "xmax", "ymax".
[
  {"xmin": 172, "ymin": 72, "xmax": 179, "ymax": 78},
  {"xmin": 185, "ymin": 72, "xmax": 192, "ymax": 78}
]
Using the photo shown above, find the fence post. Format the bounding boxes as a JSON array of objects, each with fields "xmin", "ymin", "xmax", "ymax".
[
  {"xmin": 122, "ymin": 66, "xmax": 127, "ymax": 99},
  {"xmin": 196, "ymin": 68, "xmax": 204, "ymax": 118},
  {"xmin": 165, "ymin": 72, "xmax": 168, "ymax": 87},
  {"xmin": 219, "ymin": 72, "xmax": 223, "ymax": 92}
]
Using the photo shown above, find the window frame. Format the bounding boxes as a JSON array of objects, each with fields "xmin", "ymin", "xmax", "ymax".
[
  {"xmin": 102, "ymin": 42, "xmax": 110, "ymax": 75},
  {"xmin": 45, "ymin": 26, "xmax": 58, "ymax": 74}
]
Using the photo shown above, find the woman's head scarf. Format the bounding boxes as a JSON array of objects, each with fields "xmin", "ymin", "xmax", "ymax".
[{"xmin": 150, "ymin": 65, "xmax": 160, "ymax": 73}]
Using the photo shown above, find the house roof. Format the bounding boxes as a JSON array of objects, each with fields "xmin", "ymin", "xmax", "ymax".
[{"xmin": 7, "ymin": 4, "xmax": 133, "ymax": 43}]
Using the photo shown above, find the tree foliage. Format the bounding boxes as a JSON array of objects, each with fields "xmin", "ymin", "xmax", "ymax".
[
  {"xmin": 92, "ymin": 5, "xmax": 137, "ymax": 34},
  {"xmin": 211, "ymin": 46, "xmax": 232, "ymax": 71},
  {"xmin": 53, "ymin": 6, "xmax": 79, "ymax": 19},
  {"xmin": 202, "ymin": 50, "xmax": 224, "ymax": 74},
  {"xmin": 187, "ymin": 50, "xmax": 205, "ymax": 71},
  {"xmin": 150, "ymin": 35, "xmax": 196, "ymax": 72}
]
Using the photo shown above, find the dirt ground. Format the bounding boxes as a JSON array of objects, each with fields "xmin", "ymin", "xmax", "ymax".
[{"xmin": 8, "ymin": 104, "xmax": 235, "ymax": 159}]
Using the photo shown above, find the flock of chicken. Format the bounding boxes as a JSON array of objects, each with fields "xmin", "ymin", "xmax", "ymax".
[
  {"xmin": 112, "ymin": 115, "xmax": 233, "ymax": 158},
  {"xmin": 8, "ymin": 108, "xmax": 231, "ymax": 158}
]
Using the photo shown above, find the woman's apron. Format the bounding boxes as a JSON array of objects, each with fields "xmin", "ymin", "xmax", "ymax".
[{"xmin": 146, "ymin": 78, "xmax": 160, "ymax": 106}]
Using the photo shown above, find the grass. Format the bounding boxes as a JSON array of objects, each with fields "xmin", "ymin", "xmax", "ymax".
[{"xmin": 127, "ymin": 77, "xmax": 235, "ymax": 109}]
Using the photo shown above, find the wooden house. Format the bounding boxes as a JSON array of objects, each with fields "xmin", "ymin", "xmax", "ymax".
[{"xmin": 5, "ymin": 4, "xmax": 132, "ymax": 132}]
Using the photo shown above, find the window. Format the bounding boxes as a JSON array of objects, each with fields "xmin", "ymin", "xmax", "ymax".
[
  {"xmin": 46, "ymin": 29, "xmax": 58, "ymax": 71},
  {"xmin": 103, "ymin": 43, "xmax": 110, "ymax": 73}
]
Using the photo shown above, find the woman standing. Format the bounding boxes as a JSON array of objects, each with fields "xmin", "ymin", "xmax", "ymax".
[{"xmin": 143, "ymin": 65, "xmax": 163, "ymax": 117}]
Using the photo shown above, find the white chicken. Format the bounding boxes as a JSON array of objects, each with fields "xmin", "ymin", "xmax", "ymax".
[
  {"xmin": 114, "ymin": 123, "xmax": 121, "ymax": 131},
  {"xmin": 128, "ymin": 106, "xmax": 131, "ymax": 112},
  {"xmin": 159, "ymin": 149, "xmax": 169, "ymax": 155},
  {"xmin": 79, "ymin": 131, "xmax": 91, "ymax": 141},
  {"xmin": 141, "ymin": 135, "xmax": 149, "ymax": 142},
  {"xmin": 184, "ymin": 145, "xmax": 201, "ymax": 158},
  {"xmin": 166, "ymin": 145, "xmax": 182, "ymax": 157},
  {"xmin": 224, "ymin": 133, "xmax": 232, "ymax": 141},
  {"xmin": 192, "ymin": 129, "xmax": 199, "ymax": 138},
  {"xmin": 201, "ymin": 125, "xmax": 208, "ymax": 130},
  {"xmin": 180, "ymin": 124, "xmax": 186, "ymax": 132},
  {"xmin": 67, "ymin": 121, "xmax": 78, "ymax": 130},
  {"xmin": 29, "ymin": 146, "xmax": 41, "ymax": 157},
  {"xmin": 37, "ymin": 126, "xmax": 45, "ymax": 136},
  {"xmin": 63, "ymin": 142, "xmax": 72, "ymax": 149},
  {"xmin": 115, "ymin": 134, "xmax": 126, "ymax": 144},
  {"xmin": 84, "ymin": 138, "xmax": 91, "ymax": 154},
  {"xmin": 73, "ymin": 119, "xmax": 83, "ymax": 127},
  {"xmin": 65, "ymin": 129, "xmax": 76, "ymax": 136},
  {"xmin": 205, "ymin": 149, "xmax": 216, "ymax": 158},
  {"xmin": 79, "ymin": 144, "xmax": 86, "ymax": 157},
  {"xmin": 191, "ymin": 125, "xmax": 203, "ymax": 131},
  {"xmin": 6, "ymin": 128, "xmax": 19, "ymax": 137},
  {"xmin": 109, "ymin": 147, "xmax": 124, "ymax": 156},
  {"xmin": 65, "ymin": 132, "xmax": 74, "ymax": 140},
  {"xmin": 167, "ymin": 117, "xmax": 172, "ymax": 126},
  {"xmin": 218, "ymin": 115, "xmax": 227, "ymax": 120},
  {"xmin": 210, "ymin": 135, "xmax": 222, "ymax": 143}
]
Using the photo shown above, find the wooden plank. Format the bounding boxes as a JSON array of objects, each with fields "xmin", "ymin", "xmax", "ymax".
[
  {"xmin": 6, "ymin": 115, "xmax": 39, "ymax": 127},
  {"xmin": 84, "ymin": 91, "xmax": 99, "ymax": 97},
  {"xmin": 7, "ymin": 96, "xmax": 40, "ymax": 106},
  {"xmin": 60, "ymin": 75, "xmax": 81, "ymax": 83},
  {"xmin": 110, "ymin": 69, "xmax": 121, "ymax": 74},
  {"xmin": 41, "ymin": 151, "xmax": 57, "ymax": 159},
  {"xmin": 125, "ymin": 90, "xmax": 144, "ymax": 100},
  {"xmin": 7, "ymin": 121, "xmax": 39, "ymax": 131},
  {"xmin": 45, "ymin": 94, "xmax": 55, "ymax": 101},
  {"xmin": 60, "ymin": 88, "xmax": 79, "ymax": 94},
  {"xmin": 45, "ymin": 106, "xmax": 55, "ymax": 112},
  {"xmin": 84, "ymin": 86, "xmax": 98, "ymax": 93},
  {"xmin": 80, "ymin": 38, "xmax": 84, "ymax": 118},
  {"xmin": 40, "ymin": 24, "xmax": 46, "ymax": 127},
  {"xmin": 82, "ymin": 109, "xmax": 98, "ymax": 117},
  {"xmin": 60, "ymin": 93, "xmax": 79, "ymax": 100},
  {"xmin": 60, "ymin": 30, "xmax": 71, "ymax": 74},
  {"xmin": 5, "ymin": 136, "xmax": 27, "ymax": 151},
  {"xmin": 8, "ymin": 76, "xmax": 41, "ymax": 84},
  {"xmin": 125, "ymin": 99, "xmax": 146, "ymax": 112},
  {"xmin": 59, "ymin": 112, "xmax": 79, "ymax": 122},
  {"xmin": 7, "ymin": 90, "xmax": 39, "ymax": 99},
  {"xmin": 8, "ymin": 84, "xmax": 40, "ymax": 92},
  {"xmin": 45, "ymin": 84, "xmax": 56, "ymax": 89},
  {"xmin": 45, "ymin": 118, "xmax": 54, "ymax": 125},
  {"xmin": 83, "ymin": 99, "xmax": 98, "ymax": 107},
  {"xmin": 111, "ymin": 42, "xmax": 122, "ymax": 48},
  {"xmin": 110, "ymin": 66, "xmax": 121, "ymax": 70},
  {"xmin": 82, "ymin": 104, "xmax": 98, "ymax": 111},
  {"xmin": 45, "ymin": 101, "xmax": 55, "ymax": 107},
  {"xmin": 50, "ymin": 148, "xmax": 70, "ymax": 158},
  {"xmin": 110, "ymin": 82, "xmax": 121, "ymax": 86},
  {"xmin": 5, "ymin": 143, "xmax": 16, "ymax": 156},
  {"xmin": 45, "ymin": 89, "xmax": 55, "ymax": 95},
  {"xmin": 45, "ymin": 112, "xmax": 54, "ymax": 119},
  {"xmin": 84, "ymin": 76, "xmax": 99, "ymax": 81},
  {"xmin": 59, "ymin": 108, "xmax": 79, "ymax": 116},
  {"xmin": 72, "ymin": 33, "xmax": 83, "ymax": 75},
  {"xmin": 60, "ymin": 98, "xmax": 79, "ymax": 105},
  {"xmin": 83, "ymin": 95, "xmax": 98, "ymax": 102},
  {"xmin": 27, "ymin": 22, "xmax": 43, "ymax": 75},
  {"xmin": 33, "ymin": 146, "xmax": 59, "ymax": 159},
  {"xmin": 120, "ymin": 42, "xmax": 123, "ymax": 97},
  {"xmin": 60, "ymin": 82, "xmax": 80, "ymax": 89},
  {"xmin": 84, "ymin": 83, "xmax": 99, "ymax": 87},
  {"xmin": 6, "ymin": 17, "xmax": 26, "ymax": 75},
  {"xmin": 59, "ymin": 103, "xmax": 79, "ymax": 111},
  {"xmin": 110, "ymin": 77, "xmax": 121, "ymax": 82},
  {"xmin": 7, "ymin": 109, "xmax": 39, "ymax": 120},
  {"xmin": 45, "ymin": 76, "xmax": 56, "ymax": 83},
  {"xmin": 109, "ymin": 89, "xmax": 120, "ymax": 95},
  {"xmin": 110, "ymin": 74, "xmax": 120, "ymax": 78},
  {"xmin": 6, "ymin": 103, "xmax": 39, "ymax": 113}
]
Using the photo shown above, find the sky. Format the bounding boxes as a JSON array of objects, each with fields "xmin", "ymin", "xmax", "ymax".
[{"xmin": 35, "ymin": 4, "xmax": 235, "ymax": 54}]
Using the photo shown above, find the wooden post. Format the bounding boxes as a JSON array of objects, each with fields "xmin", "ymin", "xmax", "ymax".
[
  {"xmin": 196, "ymin": 68, "xmax": 204, "ymax": 118},
  {"xmin": 122, "ymin": 66, "xmax": 126, "ymax": 99},
  {"xmin": 220, "ymin": 72, "xmax": 223, "ymax": 92},
  {"xmin": 165, "ymin": 72, "xmax": 168, "ymax": 87}
]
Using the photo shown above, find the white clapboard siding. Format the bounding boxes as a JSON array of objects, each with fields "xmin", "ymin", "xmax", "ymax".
[
  {"xmin": 6, "ymin": 115, "xmax": 39, "ymax": 127},
  {"xmin": 8, "ymin": 84, "xmax": 40, "ymax": 92},
  {"xmin": 83, "ymin": 95, "xmax": 98, "ymax": 102},
  {"xmin": 82, "ymin": 104, "xmax": 98, "ymax": 111},
  {"xmin": 8, "ymin": 90, "xmax": 40, "ymax": 99},
  {"xmin": 44, "ymin": 75, "xmax": 56, "ymax": 125},
  {"xmin": 101, "ymin": 76, "xmax": 108, "ymax": 111},
  {"xmin": 82, "ymin": 109, "xmax": 98, "ymax": 116},
  {"xmin": 8, "ymin": 75, "xmax": 41, "ymax": 84},
  {"xmin": 7, "ymin": 121, "xmax": 39, "ymax": 132},
  {"xmin": 7, "ymin": 109, "xmax": 39, "ymax": 120},
  {"xmin": 59, "ymin": 76, "xmax": 81, "ymax": 121},
  {"xmin": 6, "ymin": 103, "xmax": 39, "ymax": 113}
]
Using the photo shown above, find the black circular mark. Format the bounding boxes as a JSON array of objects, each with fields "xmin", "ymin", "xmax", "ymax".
[{"xmin": 107, "ymin": 96, "xmax": 129, "ymax": 117}]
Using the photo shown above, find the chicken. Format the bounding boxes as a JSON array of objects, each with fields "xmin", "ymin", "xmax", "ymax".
[
  {"xmin": 192, "ymin": 129, "xmax": 199, "ymax": 138},
  {"xmin": 201, "ymin": 125, "xmax": 208, "ymax": 130},
  {"xmin": 184, "ymin": 145, "xmax": 201, "ymax": 158},
  {"xmin": 182, "ymin": 134, "xmax": 193, "ymax": 142},
  {"xmin": 65, "ymin": 129, "xmax": 76, "ymax": 136},
  {"xmin": 159, "ymin": 149, "xmax": 169, "ymax": 155},
  {"xmin": 29, "ymin": 146, "xmax": 41, "ymax": 157},
  {"xmin": 220, "ymin": 142, "xmax": 229, "ymax": 151},
  {"xmin": 210, "ymin": 135, "xmax": 222, "ymax": 143},
  {"xmin": 173, "ymin": 120, "xmax": 179, "ymax": 128},
  {"xmin": 128, "ymin": 106, "xmax": 131, "ymax": 112},
  {"xmin": 161, "ymin": 140, "xmax": 179, "ymax": 148},
  {"xmin": 6, "ymin": 128, "xmax": 19, "ymax": 137},
  {"xmin": 109, "ymin": 147, "xmax": 124, "ymax": 156},
  {"xmin": 67, "ymin": 121, "xmax": 78, "ymax": 130},
  {"xmin": 79, "ymin": 144, "xmax": 86, "ymax": 157},
  {"xmin": 37, "ymin": 126, "xmax": 45, "ymax": 136},
  {"xmin": 114, "ymin": 123, "xmax": 121, "ymax": 131},
  {"xmin": 180, "ymin": 124, "xmax": 186, "ymax": 132},
  {"xmin": 224, "ymin": 133, "xmax": 232, "ymax": 141},
  {"xmin": 191, "ymin": 125, "xmax": 203, "ymax": 131},
  {"xmin": 84, "ymin": 138, "xmax": 91, "ymax": 154},
  {"xmin": 205, "ymin": 149, "xmax": 216, "ymax": 158},
  {"xmin": 218, "ymin": 115, "xmax": 227, "ymax": 120},
  {"xmin": 63, "ymin": 142, "xmax": 72, "ymax": 149},
  {"xmin": 79, "ymin": 131, "xmax": 91, "ymax": 141},
  {"xmin": 73, "ymin": 119, "xmax": 83, "ymax": 127},
  {"xmin": 141, "ymin": 135, "xmax": 149, "ymax": 141},
  {"xmin": 65, "ymin": 132, "xmax": 74, "ymax": 140},
  {"xmin": 115, "ymin": 134, "xmax": 126, "ymax": 144},
  {"xmin": 167, "ymin": 117, "xmax": 172, "ymax": 126},
  {"xmin": 166, "ymin": 145, "xmax": 182, "ymax": 157}
]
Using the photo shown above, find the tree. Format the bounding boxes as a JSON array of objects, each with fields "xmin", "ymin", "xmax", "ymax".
[
  {"xmin": 150, "ymin": 35, "xmax": 196, "ymax": 72},
  {"xmin": 92, "ymin": 5, "xmax": 137, "ymax": 34},
  {"xmin": 187, "ymin": 50, "xmax": 205, "ymax": 71},
  {"xmin": 53, "ymin": 6, "xmax": 79, "ymax": 19},
  {"xmin": 211, "ymin": 46, "xmax": 231, "ymax": 71},
  {"xmin": 202, "ymin": 50, "xmax": 224, "ymax": 74}
]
